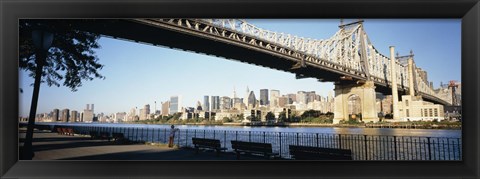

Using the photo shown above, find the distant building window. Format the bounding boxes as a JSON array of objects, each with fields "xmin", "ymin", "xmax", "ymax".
[
  {"xmin": 421, "ymin": 109, "xmax": 423, "ymax": 117},
  {"xmin": 429, "ymin": 108, "xmax": 433, "ymax": 117},
  {"xmin": 434, "ymin": 108, "xmax": 438, "ymax": 117},
  {"xmin": 405, "ymin": 100, "xmax": 409, "ymax": 107},
  {"xmin": 406, "ymin": 109, "xmax": 409, "ymax": 117}
]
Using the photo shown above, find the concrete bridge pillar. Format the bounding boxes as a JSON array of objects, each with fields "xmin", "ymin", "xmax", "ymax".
[{"xmin": 333, "ymin": 81, "xmax": 378, "ymax": 124}]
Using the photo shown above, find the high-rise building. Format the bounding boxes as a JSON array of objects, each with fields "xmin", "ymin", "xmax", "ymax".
[
  {"xmin": 278, "ymin": 97, "xmax": 288, "ymax": 107},
  {"xmin": 243, "ymin": 86, "xmax": 250, "ymax": 106},
  {"xmin": 286, "ymin": 93, "xmax": 296, "ymax": 104},
  {"xmin": 169, "ymin": 96, "xmax": 182, "ymax": 115},
  {"xmin": 220, "ymin": 96, "xmax": 232, "ymax": 110},
  {"xmin": 306, "ymin": 91, "xmax": 317, "ymax": 104},
  {"xmin": 270, "ymin": 90, "xmax": 280, "ymax": 107},
  {"xmin": 203, "ymin": 95, "xmax": 210, "ymax": 112},
  {"xmin": 115, "ymin": 112, "xmax": 127, "ymax": 123},
  {"xmin": 140, "ymin": 104, "xmax": 150, "ymax": 120},
  {"xmin": 71, "ymin": 110, "xmax": 78, "ymax": 122},
  {"xmin": 83, "ymin": 104, "xmax": 94, "ymax": 122},
  {"xmin": 161, "ymin": 101, "xmax": 170, "ymax": 116},
  {"xmin": 248, "ymin": 91, "xmax": 257, "ymax": 108},
  {"xmin": 128, "ymin": 107, "xmax": 137, "ymax": 121},
  {"xmin": 52, "ymin": 108, "xmax": 59, "ymax": 121},
  {"xmin": 61, "ymin": 109, "xmax": 69, "ymax": 122},
  {"xmin": 260, "ymin": 89, "xmax": 269, "ymax": 106},
  {"xmin": 211, "ymin": 96, "xmax": 220, "ymax": 111},
  {"xmin": 297, "ymin": 91, "xmax": 308, "ymax": 104}
]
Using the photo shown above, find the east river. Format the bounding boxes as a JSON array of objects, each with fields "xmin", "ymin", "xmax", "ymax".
[{"xmin": 37, "ymin": 122, "xmax": 461, "ymax": 138}]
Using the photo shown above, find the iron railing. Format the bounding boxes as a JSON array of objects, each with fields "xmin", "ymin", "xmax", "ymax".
[{"xmin": 43, "ymin": 124, "xmax": 462, "ymax": 160}]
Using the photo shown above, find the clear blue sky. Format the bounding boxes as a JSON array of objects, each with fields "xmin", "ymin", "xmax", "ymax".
[{"xmin": 19, "ymin": 19, "xmax": 461, "ymax": 117}]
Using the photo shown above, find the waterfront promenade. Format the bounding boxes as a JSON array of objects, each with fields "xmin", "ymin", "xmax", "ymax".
[{"xmin": 20, "ymin": 129, "xmax": 252, "ymax": 160}]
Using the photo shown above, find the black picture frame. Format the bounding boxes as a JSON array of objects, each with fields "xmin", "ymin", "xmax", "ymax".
[{"xmin": 1, "ymin": 0, "xmax": 479, "ymax": 178}]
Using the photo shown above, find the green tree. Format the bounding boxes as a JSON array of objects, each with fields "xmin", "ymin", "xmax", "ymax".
[
  {"xmin": 278, "ymin": 111, "xmax": 287, "ymax": 123},
  {"xmin": 300, "ymin": 110, "xmax": 322, "ymax": 119},
  {"xmin": 19, "ymin": 20, "xmax": 104, "ymax": 160},
  {"xmin": 265, "ymin": 112, "xmax": 276, "ymax": 122},
  {"xmin": 20, "ymin": 20, "xmax": 105, "ymax": 91}
]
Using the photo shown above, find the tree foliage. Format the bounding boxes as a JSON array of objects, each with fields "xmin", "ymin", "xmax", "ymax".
[
  {"xmin": 19, "ymin": 20, "xmax": 105, "ymax": 91},
  {"xmin": 265, "ymin": 112, "xmax": 276, "ymax": 122}
]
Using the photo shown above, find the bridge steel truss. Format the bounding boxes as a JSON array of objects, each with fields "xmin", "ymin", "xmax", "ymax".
[{"xmin": 134, "ymin": 19, "xmax": 450, "ymax": 105}]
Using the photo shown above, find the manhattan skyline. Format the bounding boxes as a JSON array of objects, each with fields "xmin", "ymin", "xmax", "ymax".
[{"xmin": 19, "ymin": 19, "xmax": 461, "ymax": 117}]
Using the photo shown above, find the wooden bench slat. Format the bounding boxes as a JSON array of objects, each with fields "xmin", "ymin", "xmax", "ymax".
[
  {"xmin": 231, "ymin": 140, "xmax": 278, "ymax": 159},
  {"xmin": 192, "ymin": 138, "xmax": 226, "ymax": 156}
]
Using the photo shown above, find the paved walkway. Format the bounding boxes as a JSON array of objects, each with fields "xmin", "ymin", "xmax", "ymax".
[{"xmin": 20, "ymin": 129, "xmax": 268, "ymax": 160}]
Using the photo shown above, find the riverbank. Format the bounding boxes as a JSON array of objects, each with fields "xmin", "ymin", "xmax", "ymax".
[{"xmin": 125, "ymin": 121, "xmax": 461, "ymax": 129}]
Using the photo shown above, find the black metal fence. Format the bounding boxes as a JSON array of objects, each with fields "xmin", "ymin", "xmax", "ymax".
[{"xmin": 46, "ymin": 124, "xmax": 462, "ymax": 160}]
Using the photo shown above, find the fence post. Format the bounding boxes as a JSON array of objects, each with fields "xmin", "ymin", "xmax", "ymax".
[
  {"xmin": 249, "ymin": 131, "xmax": 251, "ymax": 142},
  {"xmin": 296, "ymin": 133, "xmax": 299, "ymax": 146},
  {"xmin": 394, "ymin": 136, "xmax": 397, "ymax": 160},
  {"xmin": 427, "ymin": 137, "xmax": 432, "ymax": 160},
  {"xmin": 456, "ymin": 138, "xmax": 461, "ymax": 160},
  {"xmin": 279, "ymin": 132, "xmax": 283, "ymax": 158},
  {"xmin": 224, "ymin": 130, "xmax": 227, "ymax": 147},
  {"xmin": 364, "ymin": 135, "xmax": 368, "ymax": 160},
  {"xmin": 164, "ymin": 128, "xmax": 167, "ymax": 143},
  {"xmin": 235, "ymin": 131, "xmax": 238, "ymax": 141},
  {"xmin": 338, "ymin": 134, "xmax": 342, "ymax": 149},
  {"xmin": 186, "ymin": 129, "xmax": 188, "ymax": 147},
  {"xmin": 157, "ymin": 128, "xmax": 160, "ymax": 143},
  {"xmin": 263, "ymin": 132, "xmax": 266, "ymax": 143},
  {"xmin": 316, "ymin": 133, "xmax": 319, "ymax": 147},
  {"xmin": 146, "ymin": 128, "xmax": 149, "ymax": 143}
]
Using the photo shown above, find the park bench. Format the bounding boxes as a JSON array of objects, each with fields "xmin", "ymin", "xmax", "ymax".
[
  {"xmin": 230, "ymin": 140, "xmax": 279, "ymax": 159},
  {"xmin": 66, "ymin": 128, "xmax": 75, "ymax": 136},
  {"xmin": 57, "ymin": 128, "xmax": 63, "ymax": 135},
  {"xmin": 289, "ymin": 145, "xmax": 352, "ymax": 160},
  {"xmin": 112, "ymin": 133, "xmax": 127, "ymax": 143},
  {"xmin": 89, "ymin": 131, "xmax": 99, "ymax": 139},
  {"xmin": 192, "ymin": 138, "xmax": 227, "ymax": 156},
  {"xmin": 99, "ymin": 132, "xmax": 111, "ymax": 141}
]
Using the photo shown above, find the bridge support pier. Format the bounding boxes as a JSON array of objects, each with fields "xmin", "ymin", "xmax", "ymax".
[{"xmin": 333, "ymin": 81, "xmax": 379, "ymax": 124}]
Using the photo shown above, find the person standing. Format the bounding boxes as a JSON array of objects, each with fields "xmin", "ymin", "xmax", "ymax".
[{"xmin": 168, "ymin": 125, "xmax": 179, "ymax": 148}]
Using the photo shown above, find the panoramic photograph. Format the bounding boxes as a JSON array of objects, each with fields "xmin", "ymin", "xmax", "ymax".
[{"xmin": 18, "ymin": 19, "xmax": 461, "ymax": 161}]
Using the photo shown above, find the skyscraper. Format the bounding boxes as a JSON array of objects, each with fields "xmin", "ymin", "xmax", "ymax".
[
  {"xmin": 243, "ymin": 86, "xmax": 250, "ymax": 106},
  {"xmin": 203, "ymin": 95, "xmax": 210, "ymax": 111},
  {"xmin": 161, "ymin": 101, "xmax": 170, "ymax": 116},
  {"xmin": 169, "ymin": 96, "xmax": 182, "ymax": 115},
  {"xmin": 297, "ymin": 91, "xmax": 308, "ymax": 104},
  {"xmin": 220, "ymin": 96, "xmax": 232, "ymax": 110},
  {"xmin": 71, "ymin": 110, "xmax": 78, "ymax": 122},
  {"xmin": 248, "ymin": 91, "xmax": 257, "ymax": 108},
  {"xmin": 61, "ymin": 109, "xmax": 69, "ymax": 122},
  {"xmin": 211, "ymin": 96, "xmax": 220, "ymax": 111},
  {"xmin": 52, "ymin": 108, "xmax": 59, "ymax": 121},
  {"xmin": 83, "ymin": 104, "xmax": 94, "ymax": 122},
  {"xmin": 270, "ymin": 90, "xmax": 280, "ymax": 107},
  {"xmin": 140, "ymin": 104, "xmax": 150, "ymax": 120},
  {"xmin": 260, "ymin": 89, "xmax": 269, "ymax": 106}
]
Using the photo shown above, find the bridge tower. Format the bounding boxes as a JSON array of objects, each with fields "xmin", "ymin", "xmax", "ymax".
[{"xmin": 333, "ymin": 20, "xmax": 378, "ymax": 124}]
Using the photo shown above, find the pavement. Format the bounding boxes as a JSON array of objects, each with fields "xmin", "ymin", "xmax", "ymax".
[{"xmin": 19, "ymin": 128, "xmax": 272, "ymax": 160}]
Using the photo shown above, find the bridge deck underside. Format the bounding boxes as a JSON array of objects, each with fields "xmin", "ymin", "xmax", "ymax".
[{"xmin": 57, "ymin": 19, "xmax": 445, "ymax": 105}]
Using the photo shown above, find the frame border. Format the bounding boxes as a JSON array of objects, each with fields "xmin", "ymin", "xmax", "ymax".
[{"xmin": 1, "ymin": 0, "xmax": 479, "ymax": 178}]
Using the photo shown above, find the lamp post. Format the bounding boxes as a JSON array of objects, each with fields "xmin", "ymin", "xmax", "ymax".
[{"xmin": 22, "ymin": 26, "xmax": 53, "ymax": 160}]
